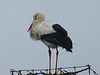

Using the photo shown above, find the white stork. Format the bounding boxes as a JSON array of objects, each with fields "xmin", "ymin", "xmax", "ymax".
[{"xmin": 27, "ymin": 12, "xmax": 73, "ymax": 75}]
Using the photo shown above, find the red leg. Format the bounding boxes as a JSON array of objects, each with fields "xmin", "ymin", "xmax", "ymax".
[
  {"xmin": 48, "ymin": 46, "xmax": 51, "ymax": 75},
  {"xmin": 54, "ymin": 48, "xmax": 59, "ymax": 75}
]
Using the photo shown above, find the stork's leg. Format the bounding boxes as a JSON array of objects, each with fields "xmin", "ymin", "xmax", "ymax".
[
  {"xmin": 54, "ymin": 48, "xmax": 59, "ymax": 75},
  {"xmin": 48, "ymin": 46, "xmax": 51, "ymax": 75}
]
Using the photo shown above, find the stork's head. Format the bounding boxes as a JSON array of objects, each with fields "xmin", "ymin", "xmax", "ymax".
[
  {"xmin": 33, "ymin": 12, "xmax": 45, "ymax": 21},
  {"xmin": 27, "ymin": 12, "xmax": 45, "ymax": 32}
]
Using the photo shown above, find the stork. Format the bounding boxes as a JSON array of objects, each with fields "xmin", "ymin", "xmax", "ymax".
[{"xmin": 27, "ymin": 12, "xmax": 73, "ymax": 75}]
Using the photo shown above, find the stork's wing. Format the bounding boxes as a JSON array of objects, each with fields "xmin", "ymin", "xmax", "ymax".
[
  {"xmin": 52, "ymin": 24, "xmax": 68, "ymax": 35},
  {"xmin": 40, "ymin": 24, "xmax": 72, "ymax": 51},
  {"xmin": 41, "ymin": 32, "xmax": 63, "ymax": 46}
]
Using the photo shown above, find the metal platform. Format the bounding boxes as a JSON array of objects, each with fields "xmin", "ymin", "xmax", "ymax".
[{"xmin": 10, "ymin": 65, "xmax": 98, "ymax": 75}]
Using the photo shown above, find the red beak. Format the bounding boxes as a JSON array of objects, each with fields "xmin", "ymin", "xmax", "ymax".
[{"xmin": 27, "ymin": 24, "xmax": 33, "ymax": 32}]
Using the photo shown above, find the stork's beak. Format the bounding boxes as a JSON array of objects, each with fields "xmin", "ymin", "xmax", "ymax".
[{"xmin": 27, "ymin": 24, "xmax": 33, "ymax": 32}]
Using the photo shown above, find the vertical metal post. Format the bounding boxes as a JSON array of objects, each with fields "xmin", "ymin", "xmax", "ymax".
[
  {"xmin": 18, "ymin": 70, "xmax": 22, "ymax": 75},
  {"xmin": 32, "ymin": 69, "xmax": 34, "ymax": 74},
  {"xmin": 87, "ymin": 65, "xmax": 90, "ymax": 75},
  {"xmin": 74, "ymin": 66, "xmax": 77, "ymax": 75}
]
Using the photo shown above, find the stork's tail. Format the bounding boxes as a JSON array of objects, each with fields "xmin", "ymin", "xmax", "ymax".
[
  {"xmin": 65, "ymin": 36, "xmax": 73, "ymax": 53},
  {"xmin": 65, "ymin": 48, "xmax": 73, "ymax": 53}
]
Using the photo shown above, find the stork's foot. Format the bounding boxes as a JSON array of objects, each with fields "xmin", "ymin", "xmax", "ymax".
[
  {"xmin": 53, "ymin": 72, "xmax": 57, "ymax": 75},
  {"xmin": 49, "ymin": 72, "xmax": 52, "ymax": 75}
]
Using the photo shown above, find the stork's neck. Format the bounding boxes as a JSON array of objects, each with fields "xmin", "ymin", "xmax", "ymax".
[{"xmin": 32, "ymin": 20, "xmax": 43, "ymax": 27}]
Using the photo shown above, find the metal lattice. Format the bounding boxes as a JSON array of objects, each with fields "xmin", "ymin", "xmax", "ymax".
[{"xmin": 10, "ymin": 64, "xmax": 98, "ymax": 75}]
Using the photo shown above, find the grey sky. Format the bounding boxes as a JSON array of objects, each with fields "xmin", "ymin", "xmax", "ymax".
[{"xmin": 0, "ymin": 0, "xmax": 100, "ymax": 75}]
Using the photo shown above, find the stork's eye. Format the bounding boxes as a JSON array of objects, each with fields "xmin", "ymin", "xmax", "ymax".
[
  {"xmin": 34, "ymin": 15, "xmax": 38, "ymax": 20},
  {"xmin": 35, "ymin": 15, "xmax": 37, "ymax": 18}
]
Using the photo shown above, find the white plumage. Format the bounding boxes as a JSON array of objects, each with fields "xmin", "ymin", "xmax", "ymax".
[
  {"xmin": 28, "ymin": 12, "xmax": 58, "ymax": 48},
  {"xmin": 30, "ymin": 20, "xmax": 58, "ymax": 48},
  {"xmin": 30, "ymin": 20, "xmax": 56, "ymax": 39}
]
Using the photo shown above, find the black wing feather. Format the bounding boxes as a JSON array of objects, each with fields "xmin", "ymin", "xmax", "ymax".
[{"xmin": 52, "ymin": 24, "xmax": 68, "ymax": 35}]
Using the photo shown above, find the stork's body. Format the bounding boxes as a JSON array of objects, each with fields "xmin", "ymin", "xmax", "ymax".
[{"xmin": 28, "ymin": 12, "xmax": 73, "ymax": 74}]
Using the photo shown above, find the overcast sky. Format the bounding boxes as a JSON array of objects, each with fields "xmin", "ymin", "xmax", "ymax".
[{"xmin": 0, "ymin": 0, "xmax": 100, "ymax": 75}]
